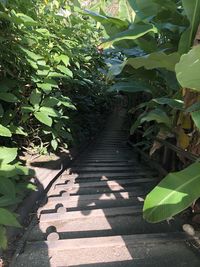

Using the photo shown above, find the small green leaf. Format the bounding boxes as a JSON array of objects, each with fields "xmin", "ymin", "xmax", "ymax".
[
  {"xmin": 0, "ymin": 208, "xmax": 21, "ymax": 227},
  {"xmin": 47, "ymin": 71, "xmax": 66, "ymax": 78},
  {"xmin": 59, "ymin": 96, "xmax": 76, "ymax": 109},
  {"xmin": 36, "ymin": 69, "xmax": 50, "ymax": 77},
  {"xmin": 0, "ymin": 124, "xmax": 12, "ymax": 137},
  {"xmin": 0, "ymin": 93, "xmax": 18, "ymax": 103},
  {"xmin": 21, "ymin": 105, "xmax": 34, "ymax": 113},
  {"xmin": 34, "ymin": 111, "xmax": 52, "ymax": 127},
  {"xmin": 26, "ymin": 58, "xmax": 38, "ymax": 70},
  {"xmin": 19, "ymin": 46, "xmax": 43, "ymax": 61},
  {"xmin": 42, "ymin": 97, "xmax": 59, "ymax": 107},
  {"xmin": 30, "ymin": 89, "xmax": 41, "ymax": 108},
  {"xmin": 0, "ymin": 177, "xmax": 16, "ymax": 198},
  {"xmin": 56, "ymin": 54, "xmax": 70, "ymax": 67},
  {"xmin": 9, "ymin": 125, "xmax": 28, "ymax": 136},
  {"xmin": 40, "ymin": 107, "xmax": 60, "ymax": 117},
  {"xmin": 0, "ymin": 196, "xmax": 21, "ymax": 207},
  {"xmin": 51, "ymin": 139, "xmax": 58, "ymax": 151},
  {"xmin": 16, "ymin": 13, "xmax": 38, "ymax": 26},
  {"xmin": 0, "ymin": 147, "xmax": 17, "ymax": 164},
  {"xmin": 57, "ymin": 65, "xmax": 73, "ymax": 77},
  {"xmin": 37, "ymin": 79, "xmax": 58, "ymax": 94}
]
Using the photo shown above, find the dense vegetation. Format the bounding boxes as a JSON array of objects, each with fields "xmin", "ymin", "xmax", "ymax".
[
  {"xmin": 0, "ymin": 0, "xmax": 110, "ymax": 249},
  {"xmin": 2, "ymin": 0, "xmax": 200, "ymax": 251},
  {"xmin": 88, "ymin": 0, "xmax": 200, "ymax": 223}
]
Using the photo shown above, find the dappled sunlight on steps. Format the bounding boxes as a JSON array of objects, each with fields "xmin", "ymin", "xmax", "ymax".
[{"xmin": 12, "ymin": 111, "xmax": 200, "ymax": 267}]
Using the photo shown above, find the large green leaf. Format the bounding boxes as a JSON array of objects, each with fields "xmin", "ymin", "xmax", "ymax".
[
  {"xmin": 125, "ymin": 52, "xmax": 180, "ymax": 72},
  {"xmin": 130, "ymin": 112, "xmax": 146, "ymax": 134},
  {"xmin": 191, "ymin": 110, "xmax": 200, "ymax": 130},
  {"xmin": 152, "ymin": 98, "xmax": 184, "ymax": 110},
  {"xmin": 179, "ymin": 0, "xmax": 200, "ymax": 53},
  {"xmin": 128, "ymin": 0, "xmax": 159, "ymax": 21},
  {"xmin": 102, "ymin": 24, "xmax": 158, "ymax": 48},
  {"xmin": 143, "ymin": 162, "xmax": 200, "ymax": 223},
  {"xmin": 108, "ymin": 51, "xmax": 176, "ymax": 77},
  {"xmin": 108, "ymin": 81, "xmax": 152, "ymax": 93},
  {"xmin": 85, "ymin": 10, "xmax": 129, "ymax": 36},
  {"xmin": 119, "ymin": 0, "xmax": 133, "ymax": 21},
  {"xmin": 141, "ymin": 108, "xmax": 171, "ymax": 127},
  {"xmin": 175, "ymin": 45, "xmax": 200, "ymax": 91},
  {"xmin": 0, "ymin": 208, "xmax": 21, "ymax": 227},
  {"xmin": 186, "ymin": 102, "xmax": 200, "ymax": 112}
]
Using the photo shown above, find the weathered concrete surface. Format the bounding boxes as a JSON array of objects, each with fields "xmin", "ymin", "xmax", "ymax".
[{"xmin": 12, "ymin": 111, "xmax": 200, "ymax": 267}]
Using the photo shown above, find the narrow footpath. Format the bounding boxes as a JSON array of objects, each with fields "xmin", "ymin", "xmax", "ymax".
[{"xmin": 13, "ymin": 111, "xmax": 200, "ymax": 266}]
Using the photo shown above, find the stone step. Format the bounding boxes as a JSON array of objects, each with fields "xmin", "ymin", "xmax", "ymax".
[
  {"xmin": 14, "ymin": 233, "xmax": 200, "ymax": 267},
  {"xmin": 71, "ymin": 162, "xmax": 138, "ymax": 167},
  {"xmin": 66, "ymin": 171, "xmax": 155, "ymax": 179},
  {"xmin": 40, "ymin": 197, "xmax": 144, "ymax": 212},
  {"xmin": 48, "ymin": 184, "xmax": 151, "ymax": 196},
  {"xmin": 39, "ymin": 205, "xmax": 143, "ymax": 223},
  {"xmin": 68, "ymin": 166, "xmax": 143, "ymax": 173},
  {"xmin": 30, "ymin": 210, "xmax": 182, "ymax": 242},
  {"xmin": 54, "ymin": 178, "xmax": 154, "ymax": 191}
]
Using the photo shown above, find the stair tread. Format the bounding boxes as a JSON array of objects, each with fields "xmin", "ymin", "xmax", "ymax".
[
  {"xmin": 12, "ymin": 112, "xmax": 200, "ymax": 267},
  {"xmin": 39, "ymin": 205, "xmax": 143, "ymax": 222},
  {"xmin": 14, "ymin": 233, "xmax": 200, "ymax": 267}
]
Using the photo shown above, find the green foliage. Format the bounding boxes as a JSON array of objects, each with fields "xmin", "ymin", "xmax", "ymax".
[
  {"xmin": 0, "ymin": 0, "xmax": 108, "ymax": 153},
  {"xmin": 179, "ymin": 0, "xmax": 200, "ymax": 53},
  {"xmin": 176, "ymin": 45, "xmax": 200, "ymax": 91},
  {"xmin": 89, "ymin": 0, "xmax": 200, "ymax": 223},
  {"xmin": 0, "ymin": 146, "xmax": 34, "ymax": 249},
  {"xmin": 101, "ymin": 24, "xmax": 158, "ymax": 48},
  {"xmin": 0, "ymin": 0, "xmax": 110, "ymax": 249},
  {"xmin": 143, "ymin": 163, "xmax": 200, "ymax": 223}
]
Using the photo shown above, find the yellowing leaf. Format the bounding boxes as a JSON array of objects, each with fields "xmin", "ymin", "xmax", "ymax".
[
  {"xmin": 177, "ymin": 112, "xmax": 192, "ymax": 129},
  {"xmin": 177, "ymin": 129, "xmax": 190, "ymax": 150}
]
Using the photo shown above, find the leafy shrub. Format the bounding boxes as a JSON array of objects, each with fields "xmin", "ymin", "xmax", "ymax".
[{"xmin": 0, "ymin": 0, "xmax": 110, "ymax": 248}]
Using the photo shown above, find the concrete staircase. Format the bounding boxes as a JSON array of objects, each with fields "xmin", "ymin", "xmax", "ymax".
[{"xmin": 13, "ymin": 112, "xmax": 200, "ymax": 266}]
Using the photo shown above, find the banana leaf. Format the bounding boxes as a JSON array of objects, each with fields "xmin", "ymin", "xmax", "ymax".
[{"xmin": 143, "ymin": 162, "xmax": 200, "ymax": 223}]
